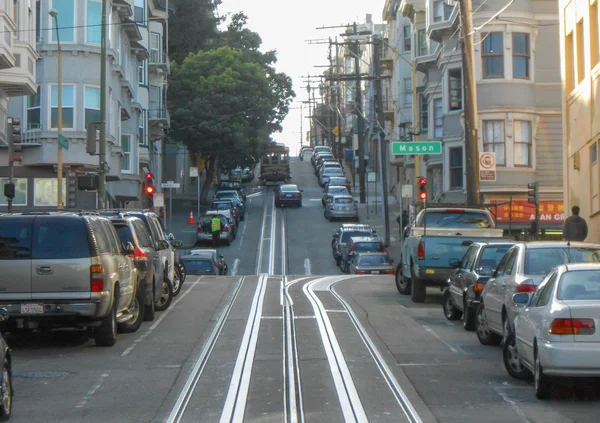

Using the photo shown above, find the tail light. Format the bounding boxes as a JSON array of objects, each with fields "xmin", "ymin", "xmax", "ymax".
[
  {"xmin": 417, "ymin": 241, "xmax": 425, "ymax": 260},
  {"xmin": 329, "ymin": 204, "xmax": 335, "ymax": 210},
  {"xmin": 222, "ymin": 225, "xmax": 229, "ymax": 233},
  {"xmin": 550, "ymin": 318, "xmax": 595, "ymax": 335},
  {"xmin": 473, "ymin": 282, "xmax": 485, "ymax": 292},
  {"xmin": 279, "ymin": 194, "xmax": 285, "ymax": 199},
  {"xmin": 129, "ymin": 245, "xmax": 148, "ymax": 261},
  {"xmin": 197, "ymin": 225, "xmax": 204, "ymax": 233},
  {"xmin": 90, "ymin": 264, "xmax": 104, "ymax": 292},
  {"xmin": 294, "ymin": 194, "xmax": 301, "ymax": 198},
  {"xmin": 354, "ymin": 203, "xmax": 358, "ymax": 210},
  {"xmin": 516, "ymin": 282, "xmax": 536, "ymax": 293},
  {"xmin": 356, "ymin": 270, "xmax": 365, "ymax": 275},
  {"xmin": 385, "ymin": 269, "xmax": 395, "ymax": 275}
]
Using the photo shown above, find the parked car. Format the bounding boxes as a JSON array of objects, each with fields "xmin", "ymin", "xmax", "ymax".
[
  {"xmin": 210, "ymin": 200, "xmax": 240, "ymax": 226},
  {"xmin": 274, "ymin": 184, "xmax": 303, "ymax": 207},
  {"xmin": 187, "ymin": 249, "xmax": 228, "ymax": 275},
  {"xmin": 324, "ymin": 195, "xmax": 358, "ymax": 222},
  {"xmin": 319, "ymin": 167, "xmax": 344, "ymax": 187},
  {"xmin": 508, "ymin": 263, "xmax": 600, "ymax": 399},
  {"xmin": 0, "ymin": 309, "xmax": 12, "ymax": 420},
  {"xmin": 339, "ymin": 236, "xmax": 386, "ymax": 273},
  {"xmin": 325, "ymin": 176, "xmax": 351, "ymax": 193},
  {"xmin": 205, "ymin": 210, "xmax": 237, "ymax": 238},
  {"xmin": 348, "ymin": 252, "xmax": 395, "ymax": 275},
  {"xmin": 218, "ymin": 180, "xmax": 246, "ymax": 201},
  {"xmin": 196, "ymin": 214, "xmax": 235, "ymax": 246},
  {"xmin": 322, "ymin": 185, "xmax": 351, "ymax": 207},
  {"xmin": 332, "ymin": 224, "xmax": 376, "ymax": 265},
  {"xmin": 241, "ymin": 167, "xmax": 254, "ymax": 182},
  {"xmin": 0, "ymin": 213, "xmax": 139, "ymax": 346},
  {"xmin": 214, "ymin": 191, "xmax": 245, "ymax": 220},
  {"xmin": 476, "ymin": 242, "xmax": 600, "ymax": 350},
  {"xmin": 443, "ymin": 242, "xmax": 515, "ymax": 331}
]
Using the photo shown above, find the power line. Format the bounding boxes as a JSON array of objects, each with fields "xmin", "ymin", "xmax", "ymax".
[{"xmin": 0, "ymin": 18, "xmax": 165, "ymax": 36}]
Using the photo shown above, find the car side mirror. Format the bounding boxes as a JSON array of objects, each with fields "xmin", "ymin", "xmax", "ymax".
[
  {"xmin": 124, "ymin": 242, "xmax": 135, "ymax": 255},
  {"xmin": 478, "ymin": 266, "xmax": 493, "ymax": 276},
  {"xmin": 219, "ymin": 254, "xmax": 224, "ymax": 259},
  {"xmin": 168, "ymin": 233, "xmax": 175, "ymax": 241},
  {"xmin": 512, "ymin": 292, "xmax": 532, "ymax": 305},
  {"xmin": 448, "ymin": 258, "xmax": 461, "ymax": 268},
  {"xmin": 156, "ymin": 240, "xmax": 170, "ymax": 251},
  {"xmin": 170, "ymin": 240, "xmax": 184, "ymax": 248},
  {"xmin": 0, "ymin": 308, "xmax": 9, "ymax": 322}
]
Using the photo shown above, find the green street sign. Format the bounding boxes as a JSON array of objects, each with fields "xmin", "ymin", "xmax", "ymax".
[
  {"xmin": 392, "ymin": 141, "xmax": 441, "ymax": 155},
  {"xmin": 58, "ymin": 134, "xmax": 69, "ymax": 150}
]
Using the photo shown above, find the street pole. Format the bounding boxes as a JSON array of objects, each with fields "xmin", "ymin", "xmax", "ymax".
[
  {"xmin": 169, "ymin": 188, "xmax": 173, "ymax": 233},
  {"xmin": 374, "ymin": 36, "xmax": 391, "ymax": 246},
  {"xmin": 459, "ymin": 0, "xmax": 481, "ymax": 205},
  {"xmin": 49, "ymin": 11, "xmax": 63, "ymax": 210},
  {"xmin": 335, "ymin": 37, "xmax": 343, "ymax": 158},
  {"xmin": 353, "ymin": 22, "xmax": 367, "ymax": 204},
  {"xmin": 411, "ymin": 60, "xmax": 420, "ymax": 200},
  {"xmin": 98, "ymin": 0, "xmax": 108, "ymax": 209}
]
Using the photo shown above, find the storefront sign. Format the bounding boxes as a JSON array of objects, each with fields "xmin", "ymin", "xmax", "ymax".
[{"xmin": 489, "ymin": 200, "xmax": 565, "ymax": 223}]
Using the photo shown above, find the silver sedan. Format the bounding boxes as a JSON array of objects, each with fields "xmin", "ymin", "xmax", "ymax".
[
  {"xmin": 507, "ymin": 263, "xmax": 600, "ymax": 399},
  {"xmin": 324, "ymin": 195, "xmax": 359, "ymax": 222}
]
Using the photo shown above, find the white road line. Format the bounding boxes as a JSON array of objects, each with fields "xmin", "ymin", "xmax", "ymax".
[
  {"xmin": 219, "ymin": 274, "xmax": 268, "ymax": 423},
  {"xmin": 255, "ymin": 188, "xmax": 269, "ymax": 275},
  {"xmin": 121, "ymin": 279, "xmax": 201, "ymax": 357},
  {"xmin": 420, "ymin": 324, "xmax": 461, "ymax": 354},
  {"xmin": 303, "ymin": 280, "xmax": 368, "ymax": 423},
  {"xmin": 494, "ymin": 387, "xmax": 532, "ymax": 423},
  {"xmin": 75, "ymin": 372, "xmax": 110, "ymax": 409},
  {"xmin": 309, "ymin": 199, "xmax": 321, "ymax": 201},
  {"xmin": 246, "ymin": 192, "xmax": 263, "ymax": 198},
  {"xmin": 269, "ymin": 200, "xmax": 276, "ymax": 275},
  {"xmin": 304, "ymin": 259, "xmax": 311, "ymax": 276},
  {"xmin": 231, "ymin": 259, "xmax": 240, "ymax": 276}
]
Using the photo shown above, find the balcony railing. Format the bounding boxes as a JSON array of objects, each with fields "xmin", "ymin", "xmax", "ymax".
[{"xmin": 149, "ymin": 50, "xmax": 170, "ymax": 72}]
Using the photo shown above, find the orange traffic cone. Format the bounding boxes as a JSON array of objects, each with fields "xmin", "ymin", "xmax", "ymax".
[{"xmin": 188, "ymin": 211, "xmax": 195, "ymax": 225}]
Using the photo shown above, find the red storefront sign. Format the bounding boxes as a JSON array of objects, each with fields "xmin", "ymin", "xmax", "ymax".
[{"xmin": 489, "ymin": 200, "xmax": 565, "ymax": 224}]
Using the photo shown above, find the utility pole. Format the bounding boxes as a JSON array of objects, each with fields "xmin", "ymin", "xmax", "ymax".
[
  {"xmin": 335, "ymin": 37, "xmax": 343, "ymax": 159},
  {"xmin": 374, "ymin": 36, "xmax": 391, "ymax": 246},
  {"xmin": 459, "ymin": 0, "xmax": 480, "ymax": 205},
  {"xmin": 352, "ymin": 22, "xmax": 367, "ymax": 204},
  {"xmin": 98, "ymin": 0, "xmax": 108, "ymax": 209},
  {"xmin": 327, "ymin": 38, "xmax": 335, "ymax": 156}
]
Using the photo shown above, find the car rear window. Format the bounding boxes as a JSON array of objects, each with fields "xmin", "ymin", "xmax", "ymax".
[
  {"xmin": 557, "ymin": 270, "xmax": 600, "ymax": 300},
  {"xmin": 358, "ymin": 255, "xmax": 390, "ymax": 266},
  {"xmin": 525, "ymin": 247, "xmax": 600, "ymax": 275},
  {"xmin": 280, "ymin": 185, "xmax": 298, "ymax": 192},
  {"xmin": 355, "ymin": 242, "xmax": 383, "ymax": 253},
  {"xmin": 31, "ymin": 217, "xmax": 90, "ymax": 259},
  {"xmin": 479, "ymin": 246, "xmax": 513, "ymax": 269},
  {"xmin": 212, "ymin": 202, "xmax": 232, "ymax": 210},
  {"xmin": 423, "ymin": 211, "xmax": 492, "ymax": 228},
  {"xmin": 115, "ymin": 225, "xmax": 135, "ymax": 247},
  {"xmin": 183, "ymin": 258, "xmax": 215, "ymax": 273},
  {"xmin": 341, "ymin": 231, "xmax": 372, "ymax": 243},
  {"xmin": 335, "ymin": 198, "xmax": 353, "ymax": 204},
  {"xmin": 132, "ymin": 220, "xmax": 153, "ymax": 248},
  {"xmin": 329, "ymin": 187, "xmax": 349, "ymax": 195},
  {"xmin": 0, "ymin": 217, "xmax": 32, "ymax": 259}
]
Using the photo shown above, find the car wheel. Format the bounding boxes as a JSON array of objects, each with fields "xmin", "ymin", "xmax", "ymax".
[
  {"xmin": 410, "ymin": 266, "xmax": 426, "ymax": 303},
  {"xmin": 95, "ymin": 298, "xmax": 118, "ymax": 347},
  {"xmin": 395, "ymin": 262, "xmax": 411, "ymax": 295},
  {"xmin": 463, "ymin": 299, "xmax": 476, "ymax": 331},
  {"xmin": 118, "ymin": 287, "xmax": 145, "ymax": 334},
  {"xmin": 143, "ymin": 278, "xmax": 156, "ymax": 322},
  {"xmin": 339, "ymin": 260, "xmax": 345, "ymax": 273},
  {"xmin": 172, "ymin": 266, "xmax": 183, "ymax": 297},
  {"xmin": 503, "ymin": 331, "xmax": 533, "ymax": 380},
  {"xmin": 0, "ymin": 358, "xmax": 12, "ymax": 421},
  {"xmin": 475, "ymin": 303, "xmax": 502, "ymax": 346},
  {"xmin": 443, "ymin": 289, "xmax": 462, "ymax": 320},
  {"xmin": 534, "ymin": 350, "xmax": 552, "ymax": 399},
  {"xmin": 155, "ymin": 279, "xmax": 173, "ymax": 311}
]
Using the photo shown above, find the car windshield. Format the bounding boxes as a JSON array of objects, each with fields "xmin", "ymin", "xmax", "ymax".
[
  {"xmin": 280, "ymin": 185, "xmax": 298, "ymax": 192},
  {"xmin": 479, "ymin": 246, "xmax": 513, "ymax": 269},
  {"xmin": 355, "ymin": 242, "xmax": 383, "ymax": 253},
  {"xmin": 329, "ymin": 187, "xmax": 349, "ymax": 195},
  {"xmin": 525, "ymin": 247, "xmax": 600, "ymax": 275},
  {"xmin": 557, "ymin": 270, "xmax": 600, "ymax": 300},
  {"xmin": 215, "ymin": 192, "xmax": 236, "ymax": 199},
  {"xmin": 422, "ymin": 211, "xmax": 492, "ymax": 228},
  {"xmin": 358, "ymin": 255, "xmax": 390, "ymax": 266},
  {"xmin": 212, "ymin": 203, "xmax": 232, "ymax": 210},
  {"xmin": 182, "ymin": 258, "xmax": 215, "ymax": 274},
  {"xmin": 341, "ymin": 231, "xmax": 372, "ymax": 243}
]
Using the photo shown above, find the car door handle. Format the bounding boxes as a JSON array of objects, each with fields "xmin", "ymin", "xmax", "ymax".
[
  {"xmin": 118, "ymin": 264, "xmax": 123, "ymax": 269},
  {"xmin": 36, "ymin": 266, "xmax": 53, "ymax": 275}
]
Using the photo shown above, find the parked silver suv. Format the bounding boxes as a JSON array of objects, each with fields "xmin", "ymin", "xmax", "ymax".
[{"xmin": 0, "ymin": 212, "xmax": 139, "ymax": 346}]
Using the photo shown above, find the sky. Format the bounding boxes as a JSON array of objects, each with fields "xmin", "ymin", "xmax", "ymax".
[{"xmin": 217, "ymin": 0, "xmax": 387, "ymax": 155}]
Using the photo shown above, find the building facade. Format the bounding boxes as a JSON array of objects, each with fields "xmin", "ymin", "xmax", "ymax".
[
  {"xmin": 0, "ymin": 0, "xmax": 169, "ymax": 211},
  {"xmin": 400, "ymin": 0, "xmax": 564, "ymax": 233},
  {"xmin": 560, "ymin": 0, "xmax": 600, "ymax": 242}
]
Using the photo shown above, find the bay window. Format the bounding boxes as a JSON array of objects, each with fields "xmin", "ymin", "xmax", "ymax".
[
  {"xmin": 448, "ymin": 68, "xmax": 462, "ymax": 111},
  {"xmin": 482, "ymin": 33, "xmax": 503, "ymax": 78},
  {"xmin": 403, "ymin": 78, "xmax": 412, "ymax": 106},
  {"xmin": 403, "ymin": 25, "xmax": 411, "ymax": 52},
  {"xmin": 419, "ymin": 93, "xmax": 428, "ymax": 132},
  {"xmin": 512, "ymin": 33, "xmax": 530, "ymax": 79},
  {"xmin": 50, "ymin": 84, "xmax": 74, "ymax": 129},
  {"xmin": 483, "ymin": 120, "xmax": 505, "ymax": 165},
  {"xmin": 134, "ymin": 0, "xmax": 145, "ymax": 24},
  {"xmin": 449, "ymin": 147, "xmax": 463, "ymax": 190},
  {"xmin": 139, "ymin": 109, "xmax": 146, "ymax": 145},
  {"xmin": 514, "ymin": 120, "xmax": 532, "ymax": 166},
  {"xmin": 86, "ymin": 0, "xmax": 101, "ymax": 44},
  {"xmin": 27, "ymin": 87, "xmax": 40, "ymax": 128},
  {"xmin": 121, "ymin": 134, "xmax": 133, "ymax": 172},
  {"xmin": 433, "ymin": 1, "xmax": 444, "ymax": 22},
  {"xmin": 50, "ymin": 0, "xmax": 74, "ymax": 42},
  {"xmin": 84, "ymin": 86, "xmax": 101, "ymax": 128},
  {"xmin": 433, "ymin": 98, "xmax": 443, "ymax": 137}
]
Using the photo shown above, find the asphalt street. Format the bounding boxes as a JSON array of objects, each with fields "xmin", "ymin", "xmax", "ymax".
[{"xmin": 5, "ymin": 158, "xmax": 599, "ymax": 422}]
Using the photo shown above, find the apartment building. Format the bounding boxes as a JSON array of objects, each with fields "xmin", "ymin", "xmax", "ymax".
[
  {"xmin": 560, "ymin": 0, "xmax": 600, "ymax": 242},
  {"xmin": 400, "ymin": 0, "xmax": 564, "ymax": 233},
  {"xmin": 0, "ymin": 0, "xmax": 169, "ymax": 211},
  {"xmin": 0, "ymin": 0, "xmax": 39, "ymax": 209}
]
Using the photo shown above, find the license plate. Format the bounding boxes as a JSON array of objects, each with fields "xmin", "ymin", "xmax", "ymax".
[
  {"xmin": 21, "ymin": 304, "xmax": 43, "ymax": 314},
  {"xmin": 372, "ymin": 270, "xmax": 380, "ymax": 274},
  {"xmin": 286, "ymin": 194, "xmax": 292, "ymax": 197},
  {"xmin": 426, "ymin": 269, "xmax": 435, "ymax": 274}
]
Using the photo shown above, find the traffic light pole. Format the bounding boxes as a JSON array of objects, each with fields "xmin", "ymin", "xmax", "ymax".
[{"xmin": 98, "ymin": 0, "xmax": 108, "ymax": 209}]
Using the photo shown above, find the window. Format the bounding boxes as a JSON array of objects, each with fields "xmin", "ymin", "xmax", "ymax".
[
  {"xmin": 403, "ymin": 25, "xmax": 411, "ymax": 52},
  {"xmin": 482, "ymin": 33, "xmax": 503, "ymax": 78},
  {"xmin": 433, "ymin": 0, "xmax": 444, "ymax": 22},
  {"xmin": 512, "ymin": 33, "xmax": 530, "ymax": 79},
  {"xmin": 576, "ymin": 20, "xmax": 585, "ymax": 84},
  {"xmin": 13, "ymin": 0, "xmax": 19, "ymax": 38},
  {"xmin": 403, "ymin": 78, "xmax": 412, "ymax": 106},
  {"xmin": 0, "ymin": 218, "xmax": 31, "ymax": 259},
  {"xmin": 50, "ymin": 84, "xmax": 74, "ymax": 129},
  {"xmin": 514, "ymin": 120, "xmax": 532, "ymax": 166},
  {"xmin": 592, "ymin": 142, "xmax": 598, "ymax": 208},
  {"xmin": 84, "ymin": 86, "xmax": 100, "ymax": 128},
  {"xmin": 50, "ymin": 0, "xmax": 74, "ymax": 42},
  {"xmin": 460, "ymin": 246, "xmax": 478, "ymax": 270},
  {"xmin": 138, "ymin": 59, "xmax": 147, "ymax": 85},
  {"xmin": 150, "ymin": 85, "xmax": 162, "ymax": 118},
  {"xmin": 448, "ymin": 68, "xmax": 462, "ymax": 111},
  {"xmin": 418, "ymin": 29, "xmax": 428, "ymax": 56},
  {"xmin": 566, "ymin": 33, "xmax": 575, "ymax": 91},
  {"xmin": 399, "ymin": 122, "xmax": 409, "ymax": 140},
  {"xmin": 592, "ymin": 2, "xmax": 599, "ymax": 67},
  {"xmin": 483, "ymin": 120, "xmax": 505, "ymax": 165},
  {"xmin": 27, "ymin": 87, "xmax": 40, "ymax": 127},
  {"xmin": 449, "ymin": 147, "xmax": 463, "ymax": 190},
  {"xmin": 35, "ymin": 0, "xmax": 40, "ymax": 43},
  {"xmin": 433, "ymin": 98, "xmax": 443, "ymax": 137},
  {"xmin": 150, "ymin": 32, "xmax": 161, "ymax": 64},
  {"xmin": 419, "ymin": 93, "xmax": 428, "ymax": 132},
  {"xmin": 134, "ymin": 0, "xmax": 145, "ymax": 24},
  {"xmin": 33, "ymin": 178, "xmax": 66, "ymax": 206},
  {"xmin": 139, "ymin": 109, "xmax": 146, "ymax": 145},
  {"xmin": 86, "ymin": 0, "xmax": 101, "ymax": 44},
  {"xmin": 121, "ymin": 134, "xmax": 133, "ymax": 172},
  {"xmin": 0, "ymin": 178, "xmax": 27, "ymax": 206},
  {"xmin": 31, "ymin": 217, "xmax": 90, "ymax": 259},
  {"xmin": 495, "ymin": 248, "xmax": 516, "ymax": 276}
]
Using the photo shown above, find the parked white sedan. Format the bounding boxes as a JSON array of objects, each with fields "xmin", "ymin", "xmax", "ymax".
[{"xmin": 506, "ymin": 263, "xmax": 600, "ymax": 399}]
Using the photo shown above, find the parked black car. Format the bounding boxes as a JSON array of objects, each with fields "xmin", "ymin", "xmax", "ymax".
[
  {"xmin": 274, "ymin": 184, "xmax": 303, "ymax": 207},
  {"xmin": 443, "ymin": 242, "xmax": 515, "ymax": 330}
]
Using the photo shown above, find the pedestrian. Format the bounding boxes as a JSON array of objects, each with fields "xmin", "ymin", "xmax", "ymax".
[
  {"xmin": 211, "ymin": 215, "xmax": 222, "ymax": 248},
  {"xmin": 563, "ymin": 205, "xmax": 588, "ymax": 242},
  {"xmin": 396, "ymin": 210, "xmax": 409, "ymax": 236}
]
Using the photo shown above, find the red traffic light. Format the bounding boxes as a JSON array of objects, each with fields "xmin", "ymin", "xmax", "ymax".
[
  {"xmin": 419, "ymin": 191, "xmax": 427, "ymax": 200},
  {"xmin": 419, "ymin": 177, "xmax": 426, "ymax": 186},
  {"xmin": 145, "ymin": 172, "xmax": 153, "ymax": 180},
  {"xmin": 145, "ymin": 184, "xmax": 155, "ymax": 195}
]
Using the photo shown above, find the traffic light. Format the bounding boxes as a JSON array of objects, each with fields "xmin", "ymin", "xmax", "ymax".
[
  {"xmin": 529, "ymin": 220, "xmax": 538, "ymax": 236},
  {"xmin": 144, "ymin": 184, "xmax": 155, "ymax": 196},
  {"xmin": 86, "ymin": 123, "xmax": 97, "ymax": 155},
  {"xmin": 144, "ymin": 172, "xmax": 155, "ymax": 198},
  {"xmin": 7, "ymin": 117, "xmax": 21, "ymax": 153},
  {"xmin": 3, "ymin": 183, "xmax": 15, "ymax": 200},
  {"xmin": 527, "ymin": 182, "xmax": 538, "ymax": 204},
  {"xmin": 418, "ymin": 177, "xmax": 427, "ymax": 201}
]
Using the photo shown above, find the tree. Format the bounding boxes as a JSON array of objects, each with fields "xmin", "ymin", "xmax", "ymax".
[{"xmin": 169, "ymin": 46, "xmax": 294, "ymax": 203}]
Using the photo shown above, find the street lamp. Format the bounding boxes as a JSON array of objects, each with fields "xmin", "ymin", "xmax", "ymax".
[{"xmin": 49, "ymin": 8, "xmax": 63, "ymax": 210}]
